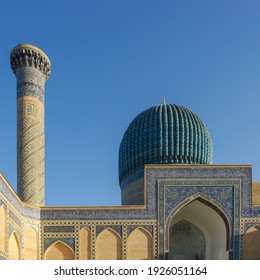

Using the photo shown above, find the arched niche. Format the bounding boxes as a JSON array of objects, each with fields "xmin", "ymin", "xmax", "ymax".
[
  {"xmin": 0, "ymin": 204, "xmax": 7, "ymax": 251},
  {"xmin": 8, "ymin": 231, "xmax": 21, "ymax": 260},
  {"xmin": 127, "ymin": 228, "xmax": 153, "ymax": 260},
  {"xmin": 24, "ymin": 227, "xmax": 38, "ymax": 260},
  {"xmin": 169, "ymin": 219, "xmax": 206, "ymax": 260},
  {"xmin": 79, "ymin": 228, "xmax": 91, "ymax": 260},
  {"xmin": 243, "ymin": 226, "xmax": 260, "ymax": 260},
  {"xmin": 96, "ymin": 228, "xmax": 122, "ymax": 260},
  {"xmin": 45, "ymin": 241, "xmax": 75, "ymax": 260},
  {"xmin": 167, "ymin": 196, "xmax": 231, "ymax": 260}
]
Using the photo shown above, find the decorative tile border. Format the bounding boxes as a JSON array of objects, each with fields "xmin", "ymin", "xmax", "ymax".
[{"xmin": 41, "ymin": 219, "xmax": 157, "ymax": 260}]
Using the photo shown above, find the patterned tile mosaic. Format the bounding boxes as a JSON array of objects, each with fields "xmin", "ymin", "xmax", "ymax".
[
  {"xmin": 44, "ymin": 238, "xmax": 75, "ymax": 252},
  {"xmin": 96, "ymin": 225, "xmax": 122, "ymax": 237},
  {"xmin": 1, "ymin": 164, "xmax": 260, "ymax": 260}
]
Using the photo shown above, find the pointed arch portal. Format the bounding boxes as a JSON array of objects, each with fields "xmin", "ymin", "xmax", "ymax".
[
  {"xmin": 24, "ymin": 227, "xmax": 38, "ymax": 260},
  {"xmin": 127, "ymin": 228, "xmax": 153, "ymax": 260},
  {"xmin": 96, "ymin": 228, "xmax": 122, "ymax": 260},
  {"xmin": 8, "ymin": 231, "xmax": 21, "ymax": 260},
  {"xmin": 167, "ymin": 197, "xmax": 231, "ymax": 260},
  {"xmin": 45, "ymin": 241, "xmax": 75, "ymax": 260}
]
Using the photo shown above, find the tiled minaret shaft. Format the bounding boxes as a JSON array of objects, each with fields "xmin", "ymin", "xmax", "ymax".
[{"xmin": 10, "ymin": 44, "xmax": 51, "ymax": 206}]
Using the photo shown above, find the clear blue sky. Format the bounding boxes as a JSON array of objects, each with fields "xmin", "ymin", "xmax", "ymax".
[{"xmin": 0, "ymin": 0, "xmax": 260, "ymax": 206}]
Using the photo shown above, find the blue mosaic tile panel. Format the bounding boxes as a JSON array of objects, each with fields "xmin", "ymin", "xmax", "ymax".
[
  {"xmin": 127, "ymin": 225, "xmax": 153, "ymax": 236},
  {"xmin": 96, "ymin": 225, "xmax": 122, "ymax": 237},
  {"xmin": 164, "ymin": 185, "xmax": 235, "ymax": 218},
  {"xmin": 16, "ymin": 67, "xmax": 46, "ymax": 102},
  {"xmin": 9, "ymin": 211, "xmax": 22, "ymax": 227},
  {"xmin": 17, "ymin": 81, "xmax": 44, "ymax": 102},
  {"xmin": 41, "ymin": 207, "xmax": 155, "ymax": 221},
  {"xmin": 44, "ymin": 226, "xmax": 75, "ymax": 233}
]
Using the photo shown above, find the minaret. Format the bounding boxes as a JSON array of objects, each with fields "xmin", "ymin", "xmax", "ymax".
[{"xmin": 10, "ymin": 44, "xmax": 51, "ymax": 206}]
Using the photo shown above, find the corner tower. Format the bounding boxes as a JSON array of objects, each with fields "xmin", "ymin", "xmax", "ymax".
[{"xmin": 10, "ymin": 44, "xmax": 51, "ymax": 206}]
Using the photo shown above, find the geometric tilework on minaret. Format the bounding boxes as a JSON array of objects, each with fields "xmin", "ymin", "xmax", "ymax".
[{"xmin": 10, "ymin": 44, "xmax": 51, "ymax": 206}]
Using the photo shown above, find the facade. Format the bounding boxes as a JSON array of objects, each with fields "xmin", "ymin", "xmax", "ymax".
[{"xmin": 0, "ymin": 44, "xmax": 260, "ymax": 260}]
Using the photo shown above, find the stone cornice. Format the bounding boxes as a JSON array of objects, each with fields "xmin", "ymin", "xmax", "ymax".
[{"xmin": 10, "ymin": 44, "xmax": 51, "ymax": 80}]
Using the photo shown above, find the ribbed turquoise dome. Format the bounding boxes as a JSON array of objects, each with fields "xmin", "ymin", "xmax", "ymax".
[{"xmin": 119, "ymin": 103, "xmax": 213, "ymax": 188}]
